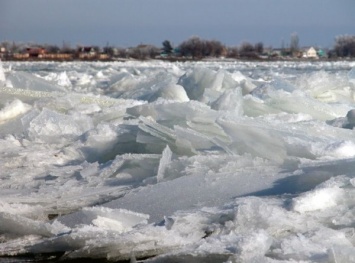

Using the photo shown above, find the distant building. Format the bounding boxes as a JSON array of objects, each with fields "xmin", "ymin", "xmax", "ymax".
[
  {"xmin": 271, "ymin": 48, "xmax": 283, "ymax": 57},
  {"xmin": 0, "ymin": 47, "xmax": 6, "ymax": 59},
  {"xmin": 13, "ymin": 53, "xmax": 30, "ymax": 59},
  {"xmin": 303, "ymin": 47, "xmax": 318, "ymax": 59},
  {"xmin": 11, "ymin": 46, "xmax": 74, "ymax": 60},
  {"xmin": 26, "ymin": 47, "xmax": 46, "ymax": 58},
  {"xmin": 42, "ymin": 53, "xmax": 73, "ymax": 60},
  {"xmin": 12, "ymin": 46, "xmax": 49, "ymax": 60},
  {"xmin": 317, "ymin": 49, "xmax": 326, "ymax": 58},
  {"xmin": 78, "ymin": 46, "xmax": 97, "ymax": 59}
]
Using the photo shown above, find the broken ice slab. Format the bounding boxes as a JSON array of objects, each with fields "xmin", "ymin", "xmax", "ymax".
[
  {"xmin": 265, "ymin": 90, "xmax": 346, "ymax": 120},
  {"xmin": 127, "ymin": 100, "xmax": 220, "ymax": 128},
  {"xmin": 57, "ymin": 206, "xmax": 149, "ymax": 230},
  {"xmin": 26, "ymin": 108, "xmax": 93, "ymax": 144},
  {"xmin": 0, "ymin": 99, "xmax": 31, "ymax": 125},
  {"xmin": 211, "ymin": 88, "xmax": 243, "ymax": 115},
  {"xmin": 138, "ymin": 116, "xmax": 176, "ymax": 144},
  {"xmin": 348, "ymin": 67, "xmax": 355, "ymax": 86},
  {"xmin": 217, "ymin": 116, "xmax": 287, "ymax": 163},
  {"xmin": 157, "ymin": 145, "xmax": 173, "ymax": 183},
  {"xmin": 7, "ymin": 71, "xmax": 68, "ymax": 92},
  {"xmin": 177, "ymin": 68, "xmax": 241, "ymax": 106}
]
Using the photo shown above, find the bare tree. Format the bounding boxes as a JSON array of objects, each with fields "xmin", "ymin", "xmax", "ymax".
[
  {"xmin": 116, "ymin": 48, "xmax": 128, "ymax": 58},
  {"xmin": 226, "ymin": 46, "xmax": 239, "ymax": 58},
  {"xmin": 61, "ymin": 41, "xmax": 74, "ymax": 54},
  {"xmin": 0, "ymin": 41, "xmax": 12, "ymax": 51},
  {"xmin": 103, "ymin": 46, "xmax": 115, "ymax": 56},
  {"xmin": 147, "ymin": 45, "xmax": 160, "ymax": 58},
  {"xmin": 290, "ymin": 32, "xmax": 299, "ymax": 53},
  {"xmin": 178, "ymin": 37, "xmax": 226, "ymax": 59},
  {"xmin": 254, "ymin": 42, "xmax": 264, "ymax": 55},
  {"xmin": 239, "ymin": 42, "xmax": 256, "ymax": 58},
  {"xmin": 129, "ymin": 45, "xmax": 160, "ymax": 60},
  {"xmin": 179, "ymin": 36, "xmax": 205, "ymax": 59},
  {"xmin": 206, "ymin": 40, "xmax": 225, "ymax": 57},
  {"xmin": 45, "ymin": 44, "xmax": 60, "ymax": 53},
  {"xmin": 334, "ymin": 35, "xmax": 355, "ymax": 57},
  {"xmin": 10, "ymin": 41, "xmax": 22, "ymax": 53}
]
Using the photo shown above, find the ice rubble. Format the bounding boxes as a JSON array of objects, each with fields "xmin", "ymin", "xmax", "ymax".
[
  {"xmin": 6, "ymin": 70, "xmax": 68, "ymax": 93},
  {"xmin": 2, "ymin": 172, "xmax": 355, "ymax": 262},
  {"xmin": 0, "ymin": 99, "xmax": 31, "ymax": 124},
  {"xmin": 0, "ymin": 61, "xmax": 6, "ymax": 85},
  {"xmin": 1, "ymin": 61, "xmax": 355, "ymax": 261}
]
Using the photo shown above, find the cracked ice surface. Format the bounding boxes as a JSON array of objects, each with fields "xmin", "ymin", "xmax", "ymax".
[{"xmin": 1, "ymin": 60, "xmax": 355, "ymax": 262}]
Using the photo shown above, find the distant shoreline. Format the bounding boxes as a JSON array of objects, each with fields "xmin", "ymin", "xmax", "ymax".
[
  {"xmin": 2, "ymin": 35, "xmax": 355, "ymax": 62},
  {"xmin": 2, "ymin": 57, "xmax": 355, "ymax": 63}
]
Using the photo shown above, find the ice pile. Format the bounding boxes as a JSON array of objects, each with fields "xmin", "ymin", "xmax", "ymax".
[
  {"xmin": 0, "ymin": 61, "xmax": 6, "ymax": 85},
  {"xmin": 0, "ymin": 99, "xmax": 31, "ymax": 124},
  {"xmin": 0, "ymin": 61, "xmax": 355, "ymax": 262}
]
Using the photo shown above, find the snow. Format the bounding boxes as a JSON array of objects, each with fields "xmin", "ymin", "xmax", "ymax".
[
  {"xmin": 291, "ymin": 186, "xmax": 343, "ymax": 213},
  {"xmin": 0, "ymin": 60, "xmax": 355, "ymax": 262}
]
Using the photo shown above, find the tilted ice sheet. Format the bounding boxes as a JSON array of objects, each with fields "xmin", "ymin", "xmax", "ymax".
[{"xmin": 1, "ymin": 61, "xmax": 355, "ymax": 262}]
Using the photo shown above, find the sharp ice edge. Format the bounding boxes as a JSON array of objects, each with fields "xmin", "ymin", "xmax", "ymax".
[{"xmin": 0, "ymin": 61, "xmax": 355, "ymax": 262}]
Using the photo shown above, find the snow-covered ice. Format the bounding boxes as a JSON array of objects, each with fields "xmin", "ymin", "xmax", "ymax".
[{"xmin": 1, "ymin": 60, "xmax": 355, "ymax": 262}]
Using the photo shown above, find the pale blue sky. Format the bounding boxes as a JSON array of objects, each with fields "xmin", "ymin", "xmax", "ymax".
[{"xmin": 1, "ymin": 0, "xmax": 354, "ymax": 48}]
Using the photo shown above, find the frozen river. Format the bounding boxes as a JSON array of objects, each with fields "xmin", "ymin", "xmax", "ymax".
[{"xmin": 1, "ymin": 60, "xmax": 355, "ymax": 262}]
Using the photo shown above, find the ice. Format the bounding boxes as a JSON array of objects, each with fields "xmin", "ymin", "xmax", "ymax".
[
  {"xmin": 7, "ymin": 70, "xmax": 67, "ymax": 92},
  {"xmin": 1, "ymin": 60, "xmax": 355, "ymax": 262},
  {"xmin": 104, "ymin": 155, "xmax": 286, "ymax": 222},
  {"xmin": 76, "ymin": 72, "xmax": 94, "ymax": 86},
  {"xmin": 292, "ymin": 186, "xmax": 343, "ymax": 212},
  {"xmin": 266, "ymin": 90, "xmax": 345, "ymax": 120},
  {"xmin": 297, "ymin": 70, "xmax": 355, "ymax": 103},
  {"xmin": 323, "ymin": 140, "xmax": 355, "ymax": 158},
  {"xmin": 110, "ymin": 70, "xmax": 180, "ymax": 102},
  {"xmin": 104, "ymin": 71, "xmax": 138, "ymax": 97},
  {"xmin": 27, "ymin": 108, "xmax": 93, "ymax": 143},
  {"xmin": 211, "ymin": 88, "xmax": 243, "ymax": 114},
  {"xmin": 0, "ymin": 212, "xmax": 54, "ymax": 237},
  {"xmin": 271, "ymin": 78, "xmax": 296, "ymax": 93},
  {"xmin": 0, "ymin": 60, "xmax": 5, "ymax": 85},
  {"xmin": 155, "ymin": 83, "xmax": 189, "ymax": 102},
  {"xmin": 240, "ymin": 78, "xmax": 257, "ymax": 95},
  {"xmin": 59, "ymin": 207, "xmax": 149, "ymax": 231},
  {"xmin": 44, "ymin": 71, "xmax": 72, "ymax": 87},
  {"xmin": 348, "ymin": 67, "xmax": 355, "ymax": 86},
  {"xmin": 0, "ymin": 99, "xmax": 31, "ymax": 124},
  {"xmin": 217, "ymin": 116, "xmax": 287, "ymax": 162},
  {"xmin": 157, "ymin": 145, "xmax": 173, "ymax": 182},
  {"xmin": 178, "ymin": 68, "xmax": 240, "ymax": 106}
]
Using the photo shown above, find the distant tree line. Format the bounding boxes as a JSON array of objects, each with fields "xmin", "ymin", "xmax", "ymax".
[
  {"xmin": 177, "ymin": 37, "xmax": 226, "ymax": 58},
  {"xmin": 1, "ymin": 34, "xmax": 355, "ymax": 61},
  {"xmin": 332, "ymin": 35, "xmax": 355, "ymax": 58}
]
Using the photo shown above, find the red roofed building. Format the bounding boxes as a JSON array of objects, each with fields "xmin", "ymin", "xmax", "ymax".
[{"xmin": 26, "ymin": 47, "xmax": 46, "ymax": 58}]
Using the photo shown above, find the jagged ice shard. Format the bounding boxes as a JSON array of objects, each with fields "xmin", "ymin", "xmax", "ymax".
[{"xmin": 1, "ymin": 60, "xmax": 355, "ymax": 262}]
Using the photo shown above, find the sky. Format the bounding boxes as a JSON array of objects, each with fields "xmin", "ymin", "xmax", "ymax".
[{"xmin": 1, "ymin": 0, "xmax": 354, "ymax": 49}]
